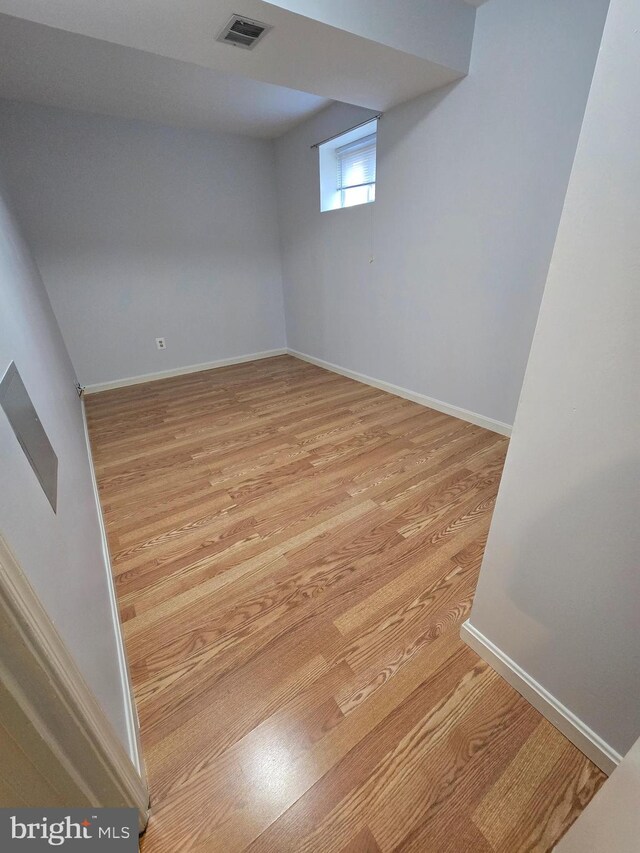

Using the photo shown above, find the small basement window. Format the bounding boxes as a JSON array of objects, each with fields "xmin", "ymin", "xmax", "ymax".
[{"xmin": 319, "ymin": 119, "xmax": 377, "ymax": 212}]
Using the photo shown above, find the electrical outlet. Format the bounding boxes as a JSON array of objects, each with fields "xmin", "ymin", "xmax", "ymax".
[{"xmin": 155, "ymin": 337, "xmax": 166, "ymax": 350}]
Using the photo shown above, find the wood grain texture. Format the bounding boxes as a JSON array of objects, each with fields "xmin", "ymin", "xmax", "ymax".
[{"xmin": 85, "ymin": 355, "xmax": 605, "ymax": 852}]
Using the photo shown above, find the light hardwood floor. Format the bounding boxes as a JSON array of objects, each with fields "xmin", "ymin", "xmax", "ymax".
[{"xmin": 85, "ymin": 355, "xmax": 605, "ymax": 852}]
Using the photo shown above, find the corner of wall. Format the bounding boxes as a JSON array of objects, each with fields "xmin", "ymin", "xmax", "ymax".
[{"xmin": 460, "ymin": 620, "xmax": 621, "ymax": 775}]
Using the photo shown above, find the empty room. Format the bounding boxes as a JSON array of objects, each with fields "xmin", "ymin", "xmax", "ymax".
[{"xmin": 0, "ymin": 0, "xmax": 638, "ymax": 850}]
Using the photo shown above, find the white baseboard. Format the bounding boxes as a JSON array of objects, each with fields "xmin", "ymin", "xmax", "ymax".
[
  {"xmin": 287, "ymin": 349, "xmax": 512, "ymax": 437},
  {"xmin": 83, "ymin": 348, "xmax": 287, "ymax": 394},
  {"xmin": 84, "ymin": 347, "xmax": 512, "ymax": 438},
  {"xmin": 80, "ymin": 400, "xmax": 144, "ymax": 779},
  {"xmin": 460, "ymin": 620, "xmax": 621, "ymax": 774}
]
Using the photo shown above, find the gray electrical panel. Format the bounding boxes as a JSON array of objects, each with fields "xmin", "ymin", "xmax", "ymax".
[{"xmin": 0, "ymin": 362, "xmax": 58, "ymax": 512}]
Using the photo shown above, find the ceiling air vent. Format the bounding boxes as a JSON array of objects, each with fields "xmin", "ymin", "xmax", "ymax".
[{"xmin": 217, "ymin": 14, "xmax": 272, "ymax": 50}]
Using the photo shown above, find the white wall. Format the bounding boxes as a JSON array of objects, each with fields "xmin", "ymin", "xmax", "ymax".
[
  {"xmin": 275, "ymin": 0, "xmax": 609, "ymax": 428},
  {"xmin": 0, "ymin": 172, "xmax": 130, "ymax": 750},
  {"xmin": 0, "ymin": 100, "xmax": 286, "ymax": 387},
  {"xmin": 466, "ymin": 0, "xmax": 640, "ymax": 760},
  {"xmin": 264, "ymin": 0, "xmax": 475, "ymax": 72}
]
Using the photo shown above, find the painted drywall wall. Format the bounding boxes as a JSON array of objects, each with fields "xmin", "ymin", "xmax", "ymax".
[
  {"xmin": 0, "ymin": 100, "xmax": 286, "ymax": 387},
  {"xmin": 264, "ymin": 0, "xmax": 476, "ymax": 72},
  {"xmin": 467, "ymin": 0, "xmax": 640, "ymax": 758},
  {"xmin": 0, "ymin": 172, "xmax": 130, "ymax": 750},
  {"xmin": 275, "ymin": 0, "xmax": 609, "ymax": 427},
  {"xmin": 0, "ymin": 0, "xmax": 465, "ymax": 111}
]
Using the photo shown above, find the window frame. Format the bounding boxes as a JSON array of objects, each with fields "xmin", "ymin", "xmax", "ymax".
[{"xmin": 318, "ymin": 119, "xmax": 378, "ymax": 213}]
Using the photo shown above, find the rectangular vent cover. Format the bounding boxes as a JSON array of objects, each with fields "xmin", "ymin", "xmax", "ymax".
[
  {"xmin": 0, "ymin": 362, "xmax": 58, "ymax": 512},
  {"xmin": 217, "ymin": 15, "xmax": 271, "ymax": 50}
]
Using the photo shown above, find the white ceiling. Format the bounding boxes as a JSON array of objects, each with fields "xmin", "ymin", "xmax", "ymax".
[
  {"xmin": 263, "ymin": 0, "xmax": 475, "ymax": 72},
  {"xmin": 0, "ymin": 14, "xmax": 330, "ymax": 138},
  {"xmin": 0, "ymin": 0, "xmax": 478, "ymax": 138}
]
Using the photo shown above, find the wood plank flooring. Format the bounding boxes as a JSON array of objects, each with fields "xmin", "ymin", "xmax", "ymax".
[{"xmin": 85, "ymin": 355, "xmax": 605, "ymax": 852}]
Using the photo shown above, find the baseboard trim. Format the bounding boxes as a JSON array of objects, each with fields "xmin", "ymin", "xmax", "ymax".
[
  {"xmin": 287, "ymin": 349, "xmax": 512, "ymax": 437},
  {"xmin": 84, "ymin": 347, "xmax": 513, "ymax": 437},
  {"xmin": 83, "ymin": 348, "xmax": 288, "ymax": 394},
  {"xmin": 80, "ymin": 400, "xmax": 144, "ymax": 778},
  {"xmin": 460, "ymin": 620, "xmax": 621, "ymax": 774}
]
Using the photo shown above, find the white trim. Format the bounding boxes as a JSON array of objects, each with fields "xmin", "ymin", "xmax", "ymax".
[
  {"xmin": 83, "ymin": 347, "xmax": 512, "ymax": 437},
  {"xmin": 460, "ymin": 620, "xmax": 621, "ymax": 774},
  {"xmin": 83, "ymin": 348, "xmax": 287, "ymax": 394},
  {"xmin": 287, "ymin": 349, "xmax": 512, "ymax": 436},
  {"xmin": 80, "ymin": 400, "xmax": 143, "ymax": 775},
  {"xmin": 0, "ymin": 535, "xmax": 149, "ymax": 827}
]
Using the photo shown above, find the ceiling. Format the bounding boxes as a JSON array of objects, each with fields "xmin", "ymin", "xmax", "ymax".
[
  {"xmin": 0, "ymin": 14, "xmax": 330, "ymax": 138},
  {"xmin": 0, "ymin": 0, "xmax": 479, "ymax": 138}
]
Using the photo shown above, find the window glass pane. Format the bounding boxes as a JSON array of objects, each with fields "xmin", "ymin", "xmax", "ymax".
[
  {"xmin": 336, "ymin": 133, "xmax": 376, "ymax": 191},
  {"xmin": 341, "ymin": 185, "xmax": 373, "ymax": 208},
  {"xmin": 318, "ymin": 119, "xmax": 377, "ymax": 212}
]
